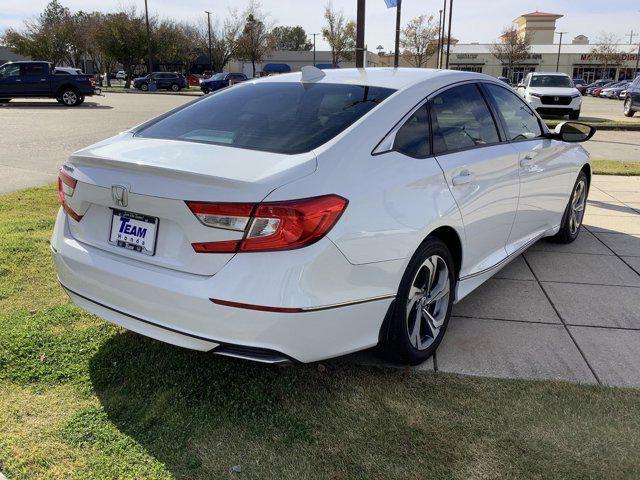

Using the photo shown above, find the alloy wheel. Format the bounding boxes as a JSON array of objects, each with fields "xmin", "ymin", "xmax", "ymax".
[
  {"xmin": 624, "ymin": 98, "xmax": 631, "ymax": 115},
  {"xmin": 62, "ymin": 91, "xmax": 77, "ymax": 105},
  {"xmin": 406, "ymin": 255, "xmax": 450, "ymax": 351},
  {"xmin": 569, "ymin": 179, "xmax": 586, "ymax": 235}
]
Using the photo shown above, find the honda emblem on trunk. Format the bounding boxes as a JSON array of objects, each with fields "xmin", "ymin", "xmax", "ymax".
[{"xmin": 112, "ymin": 185, "xmax": 128, "ymax": 207}]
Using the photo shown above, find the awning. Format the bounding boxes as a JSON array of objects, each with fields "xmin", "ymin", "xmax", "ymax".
[
  {"xmin": 263, "ymin": 63, "xmax": 291, "ymax": 73},
  {"xmin": 315, "ymin": 63, "xmax": 338, "ymax": 69}
]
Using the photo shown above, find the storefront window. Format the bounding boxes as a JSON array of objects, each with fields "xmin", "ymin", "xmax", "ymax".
[
  {"xmin": 502, "ymin": 67, "xmax": 536, "ymax": 85},
  {"xmin": 450, "ymin": 65, "xmax": 483, "ymax": 73}
]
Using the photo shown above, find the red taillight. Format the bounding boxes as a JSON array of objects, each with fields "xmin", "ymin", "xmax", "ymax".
[
  {"xmin": 57, "ymin": 168, "xmax": 83, "ymax": 222},
  {"xmin": 187, "ymin": 194, "xmax": 348, "ymax": 253},
  {"xmin": 89, "ymin": 77, "xmax": 96, "ymax": 87}
]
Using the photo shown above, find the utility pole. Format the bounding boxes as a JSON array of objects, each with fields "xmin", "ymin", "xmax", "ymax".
[
  {"xmin": 205, "ymin": 11, "xmax": 213, "ymax": 73},
  {"xmin": 312, "ymin": 33, "xmax": 319, "ymax": 67},
  {"xmin": 393, "ymin": 0, "xmax": 402, "ymax": 67},
  {"xmin": 445, "ymin": 0, "xmax": 453, "ymax": 69},
  {"xmin": 555, "ymin": 31, "xmax": 567, "ymax": 72},
  {"xmin": 436, "ymin": 9, "xmax": 443, "ymax": 69},
  {"xmin": 440, "ymin": 0, "xmax": 447, "ymax": 68},
  {"xmin": 627, "ymin": 30, "xmax": 636, "ymax": 44},
  {"xmin": 356, "ymin": 0, "xmax": 366, "ymax": 68},
  {"xmin": 144, "ymin": 0, "xmax": 153, "ymax": 74}
]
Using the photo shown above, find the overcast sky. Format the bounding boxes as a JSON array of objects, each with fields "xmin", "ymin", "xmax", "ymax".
[{"xmin": 2, "ymin": 0, "xmax": 640, "ymax": 50}]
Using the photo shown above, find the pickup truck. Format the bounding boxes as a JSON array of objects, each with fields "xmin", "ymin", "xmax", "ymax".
[{"xmin": 0, "ymin": 61, "xmax": 99, "ymax": 106}]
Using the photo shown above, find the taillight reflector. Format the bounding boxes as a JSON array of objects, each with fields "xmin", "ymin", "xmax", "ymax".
[
  {"xmin": 57, "ymin": 168, "xmax": 83, "ymax": 222},
  {"xmin": 210, "ymin": 298, "xmax": 305, "ymax": 313},
  {"xmin": 187, "ymin": 194, "xmax": 348, "ymax": 253}
]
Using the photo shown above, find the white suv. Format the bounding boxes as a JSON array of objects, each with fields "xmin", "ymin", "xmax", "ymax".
[{"xmin": 517, "ymin": 72, "xmax": 582, "ymax": 119}]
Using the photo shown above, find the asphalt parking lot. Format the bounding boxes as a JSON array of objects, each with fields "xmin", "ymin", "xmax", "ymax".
[{"xmin": 0, "ymin": 93, "xmax": 193, "ymax": 194}]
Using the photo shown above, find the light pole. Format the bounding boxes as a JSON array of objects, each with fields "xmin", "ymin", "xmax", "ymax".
[
  {"xmin": 356, "ymin": 0, "xmax": 366, "ymax": 68},
  {"xmin": 445, "ymin": 0, "xmax": 453, "ymax": 69},
  {"xmin": 144, "ymin": 0, "xmax": 153, "ymax": 74},
  {"xmin": 312, "ymin": 33, "xmax": 319, "ymax": 67},
  {"xmin": 436, "ymin": 9, "xmax": 443, "ymax": 69},
  {"xmin": 205, "ymin": 11, "xmax": 213, "ymax": 73},
  {"xmin": 440, "ymin": 0, "xmax": 446, "ymax": 68},
  {"xmin": 393, "ymin": 0, "xmax": 402, "ymax": 68},
  {"xmin": 555, "ymin": 31, "xmax": 568, "ymax": 72}
]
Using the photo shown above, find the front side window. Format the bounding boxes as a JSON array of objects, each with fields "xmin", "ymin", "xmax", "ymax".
[
  {"xmin": 484, "ymin": 83, "xmax": 543, "ymax": 141},
  {"xmin": 0, "ymin": 64, "xmax": 20, "ymax": 79},
  {"xmin": 393, "ymin": 104, "xmax": 430, "ymax": 158},
  {"xmin": 137, "ymin": 82, "xmax": 396, "ymax": 154},
  {"xmin": 530, "ymin": 75, "xmax": 572, "ymax": 88},
  {"xmin": 430, "ymin": 84, "xmax": 500, "ymax": 154}
]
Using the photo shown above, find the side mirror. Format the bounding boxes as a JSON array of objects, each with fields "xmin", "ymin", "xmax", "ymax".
[{"xmin": 553, "ymin": 121, "xmax": 596, "ymax": 143}]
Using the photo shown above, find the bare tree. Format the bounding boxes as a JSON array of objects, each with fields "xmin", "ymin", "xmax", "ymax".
[
  {"xmin": 589, "ymin": 34, "xmax": 623, "ymax": 78},
  {"xmin": 490, "ymin": 25, "xmax": 531, "ymax": 82},
  {"xmin": 235, "ymin": 1, "xmax": 275, "ymax": 77},
  {"xmin": 206, "ymin": 10, "xmax": 244, "ymax": 73},
  {"xmin": 400, "ymin": 14, "xmax": 439, "ymax": 68},
  {"xmin": 322, "ymin": 3, "xmax": 356, "ymax": 68}
]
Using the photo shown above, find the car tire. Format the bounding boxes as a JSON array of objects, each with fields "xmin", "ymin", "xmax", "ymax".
[
  {"xmin": 171, "ymin": 83, "xmax": 180, "ymax": 92},
  {"xmin": 58, "ymin": 88, "xmax": 82, "ymax": 107},
  {"xmin": 624, "ymin": 98, "xmax": 635, "ymax": 117},
  {"xmin": 551, "ymin": 171, "xmax": 588, "ymax": 244},
  {"xmin": 201, "ymin": 87, "xmax": 209, "ymax": 95},
  {"xmin": 569, "ymin": 109, "xmax": 580, "ymax": 120},
  {"xmin": 381, "ymin": 237, "xmax": 455, "ymax": 365},
  {"xmin": 140, "ymin": 83, "xmax": 149, "ymax": 92}
]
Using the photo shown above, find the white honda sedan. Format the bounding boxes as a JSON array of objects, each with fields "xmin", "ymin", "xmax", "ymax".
[{"xmin": 52, "ymin": 68, "xmax": 594, "ymax": 365}]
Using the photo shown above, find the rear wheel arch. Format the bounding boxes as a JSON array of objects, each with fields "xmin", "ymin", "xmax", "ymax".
[
  {"xmin": 424, "ymin": 226, "xmax": 463, "ymax": 280},
  {"xmin": 580, "ymin": 163, "xmax": 591, "ymax": 190}
]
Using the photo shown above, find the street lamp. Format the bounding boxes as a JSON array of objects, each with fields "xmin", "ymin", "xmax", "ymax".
[
  {"xmin": 205, "ymin": 11, "xmax": 213, "ymax": 73},
  {"xmin": 356, "ymin": 0, "xmax": 366, "ymax": 68},
  {"xmin": 555, "ymin": 31, "xmax": 568, "ymax": 72},
  {"xmin": 436, "ymin": 9, "xmax": 443, "ymax": 69},
  {"xmin": 393, "ymin": 0, "xmax": 402, "ymax": 68},
  {"xmin": 445, "ymin": 0, "xmax": 453, "ymax": 69}
]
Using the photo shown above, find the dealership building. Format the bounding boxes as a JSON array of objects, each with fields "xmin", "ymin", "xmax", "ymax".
[{"xmin": 380, "ymin": 11, "xmax": 640, "ymax": 83}]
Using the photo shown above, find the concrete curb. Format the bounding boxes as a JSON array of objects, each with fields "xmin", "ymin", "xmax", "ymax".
[{"xmin": 101, "ymin": 89, "xmax": 202, "ymax": 97}]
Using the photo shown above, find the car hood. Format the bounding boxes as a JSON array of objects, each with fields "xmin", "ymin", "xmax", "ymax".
[{"xmin": 528, "ymin": 87, "xmax": 580, "ymax": 96}]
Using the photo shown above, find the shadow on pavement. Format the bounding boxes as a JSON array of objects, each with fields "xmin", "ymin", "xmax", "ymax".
[{"xmin": 0, "ymin": 101, "xmax": 112, "ymax": 109}]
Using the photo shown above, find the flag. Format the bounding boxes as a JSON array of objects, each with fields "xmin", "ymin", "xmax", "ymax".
[{"xmin": 384, "ymin": 0, "xmax": 399, "ymax": 8}]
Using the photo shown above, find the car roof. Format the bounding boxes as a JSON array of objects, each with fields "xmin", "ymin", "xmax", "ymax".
[
  {"xmin": 531, "ymin": 72, "xmax": 570, "ymax": 77},
  {"xmin": 253, "ymin": 67, "xmax": 494, "ymax": 91}
]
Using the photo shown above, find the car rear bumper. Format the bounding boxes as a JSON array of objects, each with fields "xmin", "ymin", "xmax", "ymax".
[{"xmin": 51, "ymin": 209, "xmax": 397, "ymax": 363}]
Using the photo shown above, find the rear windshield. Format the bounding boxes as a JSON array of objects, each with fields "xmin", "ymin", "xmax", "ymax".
[
  {"xmin": 136, "ymin": 82, "xmax": 396, "ymax": 154},
  {"xmin": 530, "ymin": 75, "xmax": 572, "ymax": 88}
]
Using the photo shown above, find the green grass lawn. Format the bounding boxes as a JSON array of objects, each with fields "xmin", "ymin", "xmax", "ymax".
[
  {"xmin": 1, "ymin": 186, "xmax": 640, "ymax": 479},
  {"xmin": 592, "ymin": 160, "xmax": 640, "ymax": 176}
]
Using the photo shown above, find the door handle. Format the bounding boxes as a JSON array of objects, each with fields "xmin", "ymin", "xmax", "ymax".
[
  {"xmin": 452, "ymin": 170, "xmax": 475, "ymax": 186},
  {"xmin": 520, "ymin": 155, "xmax": 535, "ymax": 168}
]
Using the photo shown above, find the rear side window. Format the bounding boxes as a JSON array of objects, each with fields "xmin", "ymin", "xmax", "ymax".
[
  {"xmin": 484, "ymin": 83, "xmax": 543, "ymax": 141},
  {"xmin": 430, "ymin": 84, "xmax": 500, "ymax": 154},
  {"xmin": 22, "ymin": 64, "xmax": 46, "ymax": 76},
  {"xmin": 393, "ymin": 104, "xmax": 430, "ymax": 158},
  {"xmin": 137, "ymin": 82, "xmax": 396, "ymax": 154}
]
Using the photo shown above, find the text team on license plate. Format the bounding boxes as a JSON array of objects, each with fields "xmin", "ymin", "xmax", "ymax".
[{"xmin": 109, "ymin": 209, "xmax": 158, "ymax": 255}]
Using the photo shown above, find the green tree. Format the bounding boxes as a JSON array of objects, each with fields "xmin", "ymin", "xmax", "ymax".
[
  {"xmin": 97, "ymin": 9, "xmax": 148, "ymax": 88},
  {"xmin": 236, "ymin": 1, "xmax": 275, "ymax": 77},
  {"xmin": 272, "ymin": 26, "xmax": 312, "ymax": 51},
  {"xmin": 1, "ymin": 0, "xmax": 74, "ymax": 66},
  {"xmin": 400, "ymin": 14, "xmax": 439, "ymax": 68}
]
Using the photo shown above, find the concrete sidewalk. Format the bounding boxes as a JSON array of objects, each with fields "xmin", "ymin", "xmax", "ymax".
[{"xmin": 350, "ymin": 175, "xmax": 640, "ymax": 388}]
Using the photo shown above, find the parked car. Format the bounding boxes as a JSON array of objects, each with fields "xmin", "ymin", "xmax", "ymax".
[
  {"xmin": 200, "ymin": 72, "xmax": 248, "ymax": 94},
  {"xmin": 599, "ymin": 82, "xmax": 630, "ymax": 99},
  {"xmin": 133, "ymin": 72, "xmax": 187, "ymax": 92},
  {"xmin": 573, "ymin": 78, "xmax": 589, "ymax": 95},
  {"xmin": 115, "ymin": 70, "xmax": 126, "ymax": 80},
  {"xmin": 51, "ymin": 68, "xmax": 595, "ymax": 365},
  {"xmin": 624, "ymin": 75, "xmax": 640, "ymax": 117},
  {"xmin": 54, "ymin": 67, "xmax": 83, "ymax": 75},
  {"xmin": 0, "ymin": 61, "xmax": 98, "ymax": 106},
  {"xmin": 516, "ymin": 71, "xmax": 582, "ymax": 119},
  {"xmin": 584, "ymin": 79, "xmax": 613, "ymax": 96}
]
